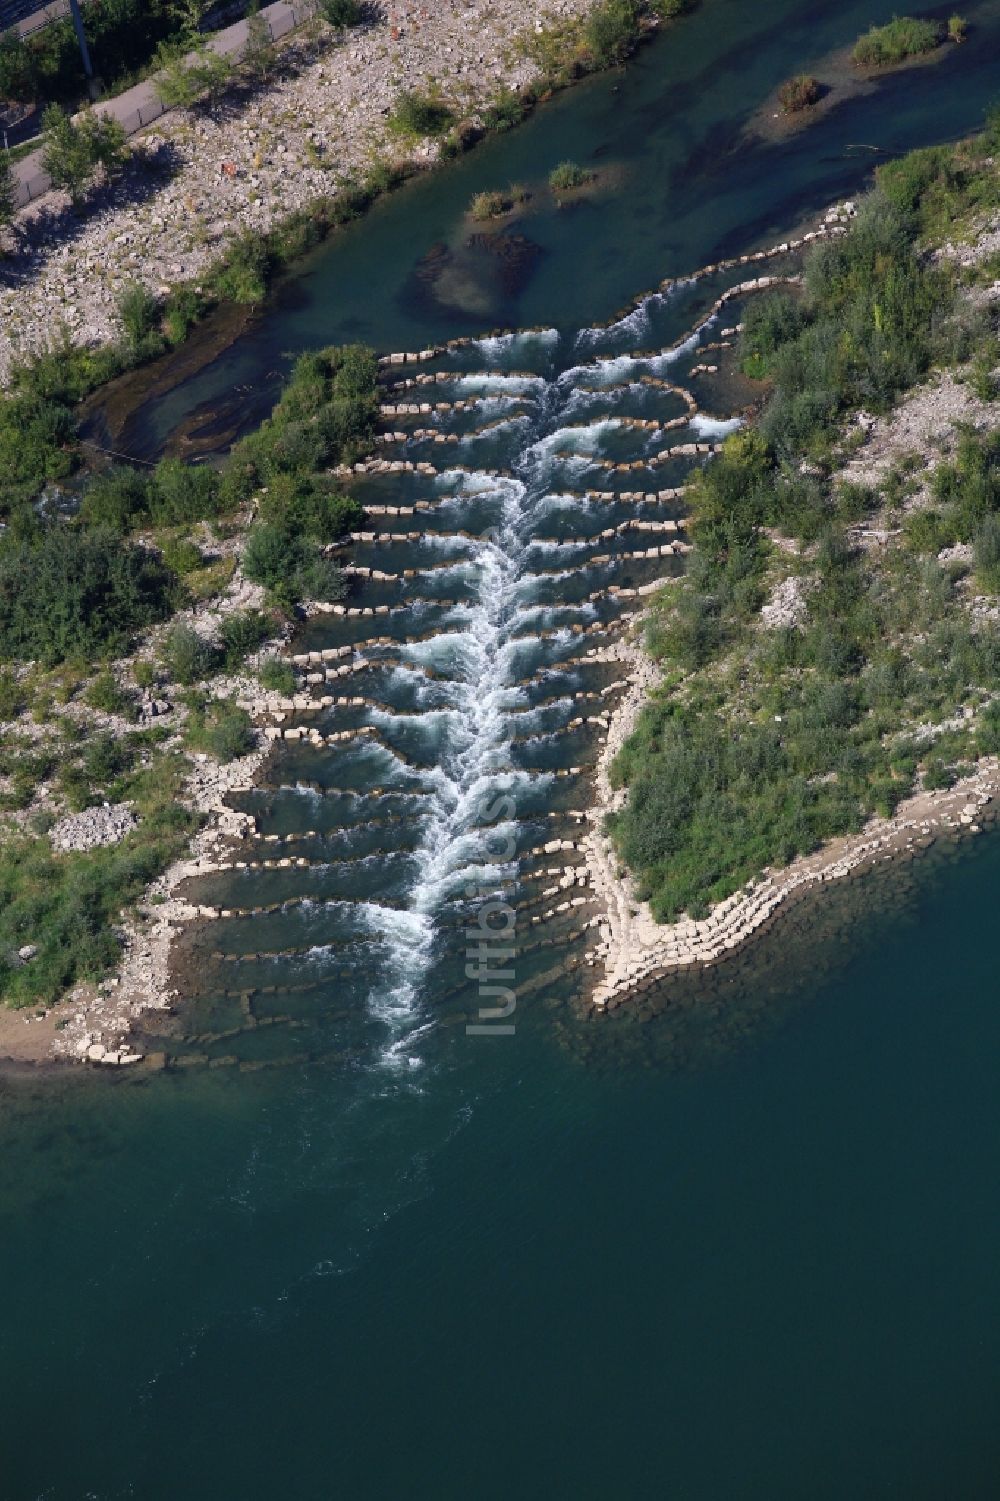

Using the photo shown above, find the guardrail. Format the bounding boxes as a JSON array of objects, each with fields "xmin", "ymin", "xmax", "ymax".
[{"xmin": 10, "ymin": 0, "xmax": 319, "ymax": 210}]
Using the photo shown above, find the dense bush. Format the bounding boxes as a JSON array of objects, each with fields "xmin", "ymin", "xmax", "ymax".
[
  {"xmin": 609, "ymin": 702, "xmax": 868, "ymax": 920},
  {"xmin": 84, "ymin": 670, "xmax": 137, "ymax": 719},
  {"xmin": 549, "ymin": 161, "xmax": 592, "ymax": 192},
  {"xmin": 160, "ymin": 623, "xmax": 220, "ymax": 685},
  {"xmin": 388, "ymin": 90, "xmax": 454, "ymax": 137},
  {"xmin": 481, "ymin": 89, "xmax": 526, "ymax": 133},
  {"xmin": 259, "ymin": 656, "xmax": 296, "ymax": 695},
  {"xmin": 154, "ymin": 41, "xmax": 233, "ymax": 110},
  {"xmin": 585, "ymin": 0, "xmax": 645, "ymax": 65},
  {"xmin": 209, "ymin": 234, "xmax": 270, "ymax": 304},
  {"xmin": 778, "ymin": 74, "xmax": 821, "ymax": 113},
  {"xmin": 219, "ymin": 609, "xmax": 271, "ymax": 669},
  {"xmin": 0, "ymin": 750, "xmax": 195, "ymax": 1006},
  {"xmin": 470, "ymin": 189, "xmax": 515, "ymax": 221},
  {"xmin": 226, "ymin": 344, "xmax": 378, "ymax": 501},
  {"xmin": 116, "ymin": 282, "xmax": 160, "ymax": 351},
  {"xmin": 0, "ymin": 527, "xmax": 172, "ymax": 665},
  {"xmin": 81, "ymin": 457, "xmax": 219, "ymax": 532},
  {"xmin": 243, "ymin": 523, "xmax": 346, "ymax": 609},
  {"xmin": 0, "ymin": 389, "xmax": 77, "ymax": 510},
  {"xmin": 0, "ymin": 153, "xmax": 14, "ymax": 230}
]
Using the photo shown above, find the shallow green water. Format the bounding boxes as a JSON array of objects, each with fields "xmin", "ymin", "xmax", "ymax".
[{"xmin": 5, "ymin": 5, "xmax": 1000, "ymax": 1498}]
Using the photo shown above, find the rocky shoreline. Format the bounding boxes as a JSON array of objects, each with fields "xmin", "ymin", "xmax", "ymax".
[{"xmin": 579, "ymin": 630, "xmax": 1000, "ymax": 1013}]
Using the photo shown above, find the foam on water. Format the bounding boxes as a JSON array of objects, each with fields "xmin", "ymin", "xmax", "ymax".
[
  {"xmin": 473, "ymin": 327, "xmax": 560, "ymax": 364},
  {"xmin": 691, "ymin": 413, "xmax": 744, "ymax": 438}
]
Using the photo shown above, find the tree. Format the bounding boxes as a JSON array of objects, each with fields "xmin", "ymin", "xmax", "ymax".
[
  {"xmin": 0, "ymin": 32, "xmax": 36, "ymax": 105},
  {"xmin": 241, "ymin": 3, "xmax": 277, "ymax": 82},
  {"xmin": 41, "ymin": 105, "xmax": 128, "ymax": 207},
  {"xmin": 319, "ymin": 0, "xmax": 363, "ymax": 27}
]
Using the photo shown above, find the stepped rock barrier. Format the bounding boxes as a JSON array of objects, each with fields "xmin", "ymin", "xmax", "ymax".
[{"xmin": 62, "ymin": 200, "xmax": 900, "ymax": 1066}]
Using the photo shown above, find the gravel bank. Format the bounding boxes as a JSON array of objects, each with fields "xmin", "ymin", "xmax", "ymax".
[{"xmin": 0, "ymin": 0, "xmax": 599, "ymax": 384}]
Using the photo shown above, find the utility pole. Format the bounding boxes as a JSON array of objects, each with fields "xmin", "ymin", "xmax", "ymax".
[{"xmin": 67, "ymin": 0, "xmax": 99, "ymax": 99}]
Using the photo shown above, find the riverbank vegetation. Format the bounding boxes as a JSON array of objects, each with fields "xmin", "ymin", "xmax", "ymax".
[
  {"xmin": 610, "ymin": 129, "xmax": 1000, "ymax": 922},
  {"xmin": 0, "ymin": 341, "xmax": 377, "ymax": 1008}
]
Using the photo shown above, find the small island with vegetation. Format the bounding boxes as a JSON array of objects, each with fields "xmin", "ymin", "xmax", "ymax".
[{"xmin": 852, "ymin": 13, "xmax": 966, "ymax": 70}]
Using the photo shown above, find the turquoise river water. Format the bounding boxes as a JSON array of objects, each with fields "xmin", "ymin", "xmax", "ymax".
[{"xmin": 4, "ymin": 3, "xmax": 1000, "ymax": 1496}]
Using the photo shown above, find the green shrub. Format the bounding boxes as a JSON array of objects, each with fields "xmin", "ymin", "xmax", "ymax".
[
  {"xmin": 0, "ymin": 390, "xmax": 77, "ymax": 508},
  {"xmin": 241, "ymin": 3, "xmax": 276, "ymax": 81},
  {"xmin": 149, "ymin": 457, "xmax": 220, "ymax": 525},
  {"xmin": 225, "ymin": 344, "xmax": 378, "ymax": 499},
  {"xmin": 0, "ymin": 755, "xmax": 195, "ymax": 1007},
  {"xmin": 210, "ymin": 234, "xmax": 270, "ymax": 304},
  {"xmin": 79, "ymin": 466, "xmax": 151, "ymax": 533},
  {"xmin": 154, "ymin": 41, "xmax": 233, "ymax": 109},
  {"xmin": 84, "ymin": 670, "xmax": 137, "ymax": 719},
  {"xmin": 973, "ymin": 513, "xmax": 1000, "ymax": 589},
  {"xmin": 0, "ymin": 152, "xmax": 15, "ymax": 230},
  {"xmin": 116, "ymin": 281, "xmax": 160, "ymax": 351},
  {"xmin": 258, "ymin": 475, "xmax": 361, "ymax": 541},
  {"xmin": 184, "ymin": 697, "xmax": 254, "ymax": 760},
  {"xmin": 160, "ymin": 623, "xmax": 220, "ymax": 685},
  {"xmin": 905, "ymin": 509, "xmax": 954, "ymax": 555},
  {"xmin": 922, "ymin": 757, "xmax": 956, "ymax": 790},
  {"xmin": 778, "ymin": 74, "xmax": 821, "ymax": 113},
  {"xmin": 162, "ymin": 285, "xmax": 204, "ymax": 345},
  {"xmin": 259, "ymin": 656, "xmax": 296, "ymax": 694},
  {"xmin": 549, "ymin": 160, "xmax": 592, "ymax": 192},
  {"xmin": 482, "ymin": 89, "xmax": 526, "ymax": 132},
  {"xmin": 0, "ymin": 527, "xmax": 172, "ymax": 665},
  {"xmin": 159, "ymin": 536, "xmax": 205, "ymax": 575},
  {"xmin": 388, "ymin": 90, "xmax": 453, "ymax": 138},
  {"xmin": 219, "ymin": 609, "xmax": 270, "ymax": 669},
  {"xmin": 852, "ymin": 16, "xmax": 942, "ymax": 69},
  {"xmin": 0, "ymin": 32, "xmax": 36, "ymax": 105},
  {"xmin": 970, "ymin": 355, "xmax": 998, "ymax": 401},
  {"xmin": 0, "ymin": 668, "xmax": 26, "ymax": 720},
  {"xmin": 948, "ymin": 14, "xmax": 968, "ymax": 43},
  {"xmin": 243, "ymin": 523, "xmax": 346, "ymax": 609},
  {"xmin": 756, "ymin": 192, "xmax": 948, "ymax": 457},
  {"xmin": 470, "ymin": 189, "xmax": 514, "ymax": 220}
]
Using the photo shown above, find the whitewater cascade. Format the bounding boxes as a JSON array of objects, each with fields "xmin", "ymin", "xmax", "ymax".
[{"xmin": 163, "ymin": 240, "xmax": 824, "ymax": 1072}]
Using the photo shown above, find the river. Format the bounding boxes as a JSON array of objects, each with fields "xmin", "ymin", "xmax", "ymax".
[{"xmin": 4, "ymin": 3, "xmax": 1000, "ymax": 1496}]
